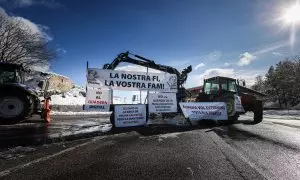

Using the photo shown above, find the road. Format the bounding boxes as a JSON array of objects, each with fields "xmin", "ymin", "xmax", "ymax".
[{"xmin": 0, "ymin": 112, "xmax": 300, "ymax": 180}]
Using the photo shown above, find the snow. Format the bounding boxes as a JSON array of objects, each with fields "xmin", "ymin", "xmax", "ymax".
[
  {"xmin": 48, "ymin": 124, "xmax": 112, "ymax": 139},
  {"xmin": 244, "ymin": 111, "xmax": 300, "ymax": 121},
  {"xmin": 48, "ymin": 85, "xmax": 87, "ymax": 105},
  {"xmin": 158, "ymin": 132, "xmax": 182, "ymax": 142},
  {"xmin": 264, "ymin": 110, "xmax": 300, "ymax": 116},
  {"xmin": 263, "ymin": 110, "xmax": 300, "ymax": 120},
  {"xmin": 47, "ymin": 71, "xmax": 70, "ymax": 79},
  {"xmin": 51, "ymin": 111, "xmax": 111, "ymax": 115},
  {"xmin": 264, "ymin": 101, "xmax": 280, "ymax": 109}
]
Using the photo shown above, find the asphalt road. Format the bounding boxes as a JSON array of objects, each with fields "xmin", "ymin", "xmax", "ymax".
[{"xmin": 0, "ymin": 113, "xmax": 300, "ymax": 180}]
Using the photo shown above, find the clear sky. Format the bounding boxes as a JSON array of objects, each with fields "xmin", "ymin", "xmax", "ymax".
[{"xmin": 1, "ymin": 0, "xmax": 300, "ymax": 90}]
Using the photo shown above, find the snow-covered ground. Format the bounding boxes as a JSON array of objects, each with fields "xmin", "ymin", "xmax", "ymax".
[
  {"xmin": 50, "ymin": 87, "xmax": 86, "ymax": 105},
  {"xmin": 243, "ymin": 111, "xmax": 300, "ymax": 121},
  {"xmin": 263, "ymin": 110, "xmax": 300, "ymax": 120},
  {"xmin": 264, "ymin": 110, "xmax": 300, "ymax": 116},
  {"xmin": 51, "ymin": 111, "xmax": 111, "ymax": 115}
]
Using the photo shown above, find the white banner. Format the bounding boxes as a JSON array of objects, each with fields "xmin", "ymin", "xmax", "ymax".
[
  {"xmin": 114, "ymin": 104, "xmax": 147, "ymax": 127},
  {"xmin": 87, "ymin": 69, "xmax": 177, "ymax": 92},
  {"xmin": 148, "ymin": 93, "xmax": 177, "ymax": 113},
  {"xmin": 234, "ymin": 95, "xmax": 245, "ymax": 113},
  {"xmin": 179, "ymin": 102, "xmax": 228, "ymax": 120},
  {"xmin": 84, "ymin": 87, "xmax": 111, "ymax": 111}
]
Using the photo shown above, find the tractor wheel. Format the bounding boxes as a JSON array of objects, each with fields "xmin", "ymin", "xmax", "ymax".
[
  {"xmin": 253, "ymin": 100, "xmax": 263, "ymax": 123},
  {"xmin": 224, "ymin": 97, "xmax": 235, "ymax": 117},
  {"xmin": 0, "ymin": 92, "xmax": 31, "ymax": 124}
]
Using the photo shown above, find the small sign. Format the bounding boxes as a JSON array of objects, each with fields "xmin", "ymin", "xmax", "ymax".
[
  {"xmin": 114, "ymin": 104, "xmax": 147, "ymax": 127},
  {"xmin": 84, "ymin": 87, "xmax": 111, "ymax": 111},
  {"xmin": 148, "ymin": 93, "xmax": 177, "ymax": 113},
  {"xmin": 179, "ymin": 102, "xmax": 228, "ymax": 120},
  {"xmin": 234, "ymin": 95, "xmax": 245, "ymax": 113}
]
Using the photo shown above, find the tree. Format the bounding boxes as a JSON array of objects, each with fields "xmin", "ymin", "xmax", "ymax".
[
  {"xmin": 0, "ymin": 10, "xmax": 55, "ymax": 69},
  {"xmin": 251, "ymin": 75, "xmax": 265, "ymax": 93}
]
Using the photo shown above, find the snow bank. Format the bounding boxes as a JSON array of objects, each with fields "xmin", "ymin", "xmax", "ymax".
[
  {"xmin": 264, "ymin": 101, "xmax": 280, "ymax": 109},
  {"xmin": 264, "ymin": 110, "xmax": 300, "ymax": 116},
  {"xmin": 50, "ymin": 86, "xmax": 86, "ymax": 105},
  {"xmin": 51, "ymin": 111, "xmax": 111, "ymax": 115},
  {"xmin": 262, "ymin": 110, "xmax": 300, "ymax": 120}
]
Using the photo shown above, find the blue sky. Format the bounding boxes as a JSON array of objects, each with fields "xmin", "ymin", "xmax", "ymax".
[{"xmin": 1, "ymin": 0, "xmax": 300, "ymax": 90}]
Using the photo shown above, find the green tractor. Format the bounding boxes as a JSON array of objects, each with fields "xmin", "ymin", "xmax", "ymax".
[
  {"xmin": 0, "ymin": 62, "xmax": 44, "ymax": 124},
  {"xmin": 196, "ymin": 76, "xmax": 264, "ymax": 124}
]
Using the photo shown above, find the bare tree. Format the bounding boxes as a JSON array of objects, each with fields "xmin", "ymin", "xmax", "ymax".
[{"xmin": 0, "ymin": 13, "xmax": 55, "ymax": 69}]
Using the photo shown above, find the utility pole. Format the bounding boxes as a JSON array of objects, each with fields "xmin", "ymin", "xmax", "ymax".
[
  {"xmin": 146, "ymin": 66, "xmax": 149, "ymax": 104},
  {"xmin": 140, "ymin": 91, "xmax": 142, "ymax": 104}
]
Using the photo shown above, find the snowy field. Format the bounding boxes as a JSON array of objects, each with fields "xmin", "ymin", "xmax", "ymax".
[{"xmin": 263, "ymin": 110, "xmax": 300, "ymax": 120}]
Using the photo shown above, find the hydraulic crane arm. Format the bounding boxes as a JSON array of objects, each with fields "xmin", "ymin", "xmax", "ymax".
[{"xmin": 103, "ymin": 51, "xmax": 192, "ymax": 86}]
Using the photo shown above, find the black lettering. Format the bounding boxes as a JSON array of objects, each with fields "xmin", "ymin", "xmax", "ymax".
[
  {"xmin": 116, "ymin": 81, "xmax": 122, "ymax": 86},
  {"xmin": 146, "ymin": 76, "xmax": 151, "ymax": 81},
  {"xmin": 121, "ymin": 81, "xmax": 127, "ymax": 87},
  {"xmin": 109, "ymin": 81, "xmax": 114, "ymax": 86},
  {"xmin": 132, "ymin": 82, "xmax": 136, "ymax": 87},
  {"xmin": 137, "ymin": 75, "xmax": 141, "ymax": 80},
  {"xmin": 141, "ymin": 83, "xmax": 146, "ymax": 88}
]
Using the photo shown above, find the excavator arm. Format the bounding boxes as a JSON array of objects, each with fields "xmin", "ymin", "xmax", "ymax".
[{"xmin": 103, "ymin": 52, "xmax": 192, "ymax": 87}]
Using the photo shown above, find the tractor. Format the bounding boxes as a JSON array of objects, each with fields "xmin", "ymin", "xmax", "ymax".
[
  {"xmin": 0, "ymin": 62, "xmax": 46, "ymax": 124},
  {"xmin": 196, "ymin": 76, "xmax": 264, "ymax": 124}
]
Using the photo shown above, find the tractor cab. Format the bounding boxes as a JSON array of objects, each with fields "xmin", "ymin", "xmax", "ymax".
[
  {"xmin": 203, "ymin": 76, "xmax": 237, "ymax": 96},
  {"xmin": 0, "ymin": 63, "xmax": 25, "ymax": 84}
]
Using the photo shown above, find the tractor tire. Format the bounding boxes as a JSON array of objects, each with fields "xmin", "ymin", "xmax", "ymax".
[
  {"xmin": 217, "ymin": 93, "xmax": 235, "ymax": 117},
  {"xmin": 0, "ymin": 92, "xmax": 31, "ymax": 124},
  {"xmin": 253, "ymin": 100, "xmax": 263, "ymax": 123},
  {"xmin": 215, "ymin": 93, "xmax": 237, "ymax": 125}
]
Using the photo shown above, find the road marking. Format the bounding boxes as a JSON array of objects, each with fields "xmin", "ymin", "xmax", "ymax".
[{"xmin": 0, "ymin": 140, "xmax": 93, "ymax": 177}]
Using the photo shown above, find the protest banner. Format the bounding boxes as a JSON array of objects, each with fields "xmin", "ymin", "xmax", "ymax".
[
  {"xmin": 114, "ymin": 104, "xmax": 147, "ymax": 127},
  {"xmin": 179, "ymin": 102, "xmax": 228, "ymax": 120},
  {"xmin": 148, "ymin": 93, "xmax": 177, "ymax": 113},
  {"xmin": 87, "ymin": 68, "xmax": 177, "ymax": 92}
]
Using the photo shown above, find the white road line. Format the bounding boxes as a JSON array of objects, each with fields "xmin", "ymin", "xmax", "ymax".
[{"xmin": 0, "ymin": 140, "xmax": 93, "ymax": 177}]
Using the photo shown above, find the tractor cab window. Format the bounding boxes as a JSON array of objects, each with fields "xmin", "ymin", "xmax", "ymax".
[
  {"xmin": 0, "ymin": 69, "xmax": 22, "ymax": 84},
  {"xmin": 228, "ymin": 80, "xmax": 237, "ymax": 92},
  {"xmin": 204, "ymin": 79, "xmax": 219, "ymax": 95},
  {"xmin": 220, "ymin": 79, "xmax": 237, "ymax": 93}
]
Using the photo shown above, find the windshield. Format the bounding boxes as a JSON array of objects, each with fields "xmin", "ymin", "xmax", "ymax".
[
  {"xmin": 221, "ymin": 79, "xmax": 237, "ymax": 92},
  {"xmin": 204, "ymin": 79, "xmax": 219, "ymax": 95},
  {"xmin": 0, "ymin": 68, "xmax": 22, "ymax": 84}
]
